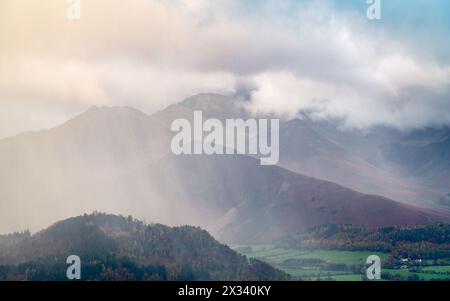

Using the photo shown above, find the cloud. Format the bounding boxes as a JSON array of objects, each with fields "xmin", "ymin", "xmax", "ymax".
[{"xmin": 0, "ymin": 0, "xmax": 450, "ymax": 137}]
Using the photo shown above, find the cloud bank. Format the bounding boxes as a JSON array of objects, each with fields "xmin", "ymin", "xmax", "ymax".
[{"xmin": 1, "ymin": 0, "xmax": 450, "ymax": 137}]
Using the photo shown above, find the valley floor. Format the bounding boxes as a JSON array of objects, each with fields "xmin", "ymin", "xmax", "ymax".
[{"xmin": 233, "ymin": 245, "xmax": 450, "ymax": 281}]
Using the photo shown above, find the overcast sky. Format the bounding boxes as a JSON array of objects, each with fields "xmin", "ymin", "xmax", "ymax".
[{"xmin": 1, "ymin": 0, "xmax": 450, "ymax": 138}]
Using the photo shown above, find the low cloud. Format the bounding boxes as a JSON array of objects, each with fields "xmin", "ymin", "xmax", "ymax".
[{"xmin": 1, "ymin": 0, "xmax": 450, "ymax": 137}]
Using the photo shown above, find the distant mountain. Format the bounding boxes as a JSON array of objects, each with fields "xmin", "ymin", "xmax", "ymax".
[
  {"xmin": 123, "ymin": 154, "xmax": 448, "ymax": 243},
  {"xmin": 381, "ymin": 128, "xmax": 450, "ymax": 190},
  {"xmin": 0, "ymin": 103, "xmax": 190, "ymax": 232},
  {"xmin": 0, "ymin": 213, "xmax": 289, "ymax": 281},
  {"xmin": 277, "ymin": 119, "xmax": 441, "ymax": 206},
  {"xmin": 0, "ymin": 93, "xmax": 448, "ymax": 240},
  {"xmin": 302, "ymin": 120, "xmax": 450, "ymax": 204},
  {"xmin": 179, "ymin": 95, "xmax": 444, "ymax": 206}
]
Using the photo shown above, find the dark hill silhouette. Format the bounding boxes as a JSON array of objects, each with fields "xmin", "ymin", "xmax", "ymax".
[{"xmin": 0, "ymin": 213, "xmax": 289, "ymax": 281}]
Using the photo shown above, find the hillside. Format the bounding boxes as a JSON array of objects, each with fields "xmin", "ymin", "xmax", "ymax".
[
  {"xmin": 0, "ymin": 213, "xmax": 289, "ymax": 281},
  {"xmin": 0, "ymin": 104, "xmax": 191, "ymax": 232},
  {"xmin": 301, "ymin": 119, "xmax": 450, "ymax": 205},
  {"xmin": 276, "ymin": 224, "xmax": 450, "ymax": 259},
  {"xmin": 179, "ymin": 94, "xmax": 445, "ymax": 206},
  {"xmin": 133, "ymin": 154, "xmax": 449, "ymax": 243}
]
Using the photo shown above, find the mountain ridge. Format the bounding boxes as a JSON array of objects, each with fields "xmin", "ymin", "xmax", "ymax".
[{"xmin": 0, "ymin": 93, "xmax": 449, "ymax": 238}]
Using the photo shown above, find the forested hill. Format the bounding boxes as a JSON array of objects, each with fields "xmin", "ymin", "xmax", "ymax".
[
  {"xmin": 277, "ymin": 224, "xmax": 450, "ymax": 260},
  {"xmin": 0, "ymin": 213, "xmax": 289, "ymax": 281}
]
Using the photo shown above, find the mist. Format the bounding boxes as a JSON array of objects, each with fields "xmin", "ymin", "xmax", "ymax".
[{"xmin": 1, "ymin": 0, "xmax": 450, "ymax": 140}]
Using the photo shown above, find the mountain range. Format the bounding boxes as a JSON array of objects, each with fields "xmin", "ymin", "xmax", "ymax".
[{"xmin": 0, "ymin": 93, "xmax": 449, "ymax": 244}]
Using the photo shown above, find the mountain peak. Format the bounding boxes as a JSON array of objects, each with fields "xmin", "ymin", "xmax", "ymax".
[
  {"xmin": 181, "ymin": 93, "xmax": 233, "ymax": 107},
  {"xmin": 44, "ymin": 105, "xmax": 153, "ymax": 139},
  {"xmin": 65, "ymin": 105, "xmax": 148, "ymax": 125},
  {"xmin": 180, "ymin": 93, "xmax": 248, "ymax": 119},
  {"xmin": 84, "ymin": 105, "xmax": 147, "ymax": 116}
]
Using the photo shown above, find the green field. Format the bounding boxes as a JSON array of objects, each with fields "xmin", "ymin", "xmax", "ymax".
[
  {"xmin": 235, "ymin": 245, "xmax": 387, "ymax": 281},
  {"xmin": 244, "ymin": 245, "xmax": 388, "ymax": 265},
  {"xmin": 330, "ymin": 274, "xmax": 366, "ymax": 281},
  {"xmin": 384, "ymin": 268, "xmax": 450, "ymax": 280},
  {"xmin": 234, "ymin": 245, "xmax": 450, "ymax": 281},
  {"xmin": 421, "ymin": 265, "xmax": 450, "ymax": 273}
]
